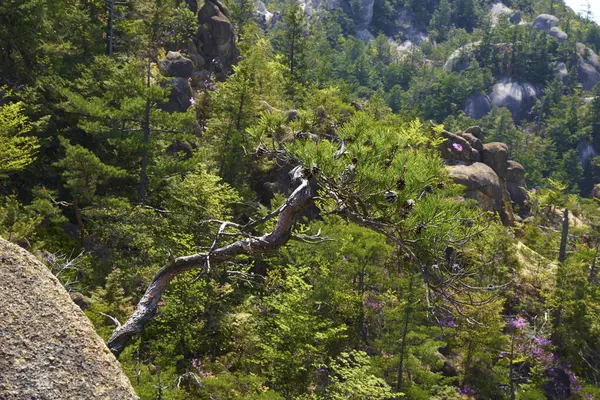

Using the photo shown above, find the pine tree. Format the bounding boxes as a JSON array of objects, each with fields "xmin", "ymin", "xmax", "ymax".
[
  {"xmin": 0, "ymin": 90, "xmax": 39, "ymax": 176},
  {"xmin": 429, "ymin": 0, "xmax": 452, "ymax": 42}
]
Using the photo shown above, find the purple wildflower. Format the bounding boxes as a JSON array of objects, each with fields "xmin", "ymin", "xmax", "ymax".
[
  {"xmin": 191, "ymin": 359, "xmax": 213, "ymax": 377},
  {"xmin": 509, "ymin": 316, "xmax": 527, "ymax": 330},
  {"xmin": 452, "ymin": 143, "xmax": 463, "ymax": 152},
  {"xmin": 457, "ymin": 385, "xmax": 475, "ymax": 395},
  {"xmin": 533, "ymin": 336, "xmax": 551, "ymax": 346},
  {"xmin": 530, "ymin": 188, "xmax": 537, "ymax": 194},
  {"xmin": 189, "ymin": 97, "xmax": 196, "ymax": 105}
]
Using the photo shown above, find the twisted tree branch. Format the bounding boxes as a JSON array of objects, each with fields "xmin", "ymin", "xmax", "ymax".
[{"xmin": 106, "ymin": 174, "xmax": 314, "ymax": 357}]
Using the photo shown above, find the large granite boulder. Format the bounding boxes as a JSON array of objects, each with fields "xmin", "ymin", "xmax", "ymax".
[
  {"xmin": 158, "ymin": 51, "xmax": 194, "ymax": 78},
  {"xmin": 506, "ymin": 160, "xmax": 528, "ymax": 205},
  {"xmin": 532, "ymin": 14, "xmax": 559, "ymax": 32},
  {"xmin": 448, "ymin": 162, "xmax": 503, "ymax": 212},
  {"xmin": 482, "ymin": 142, "xmax": 509, "ymax": 178},
  {"xmin": 256, "ymin": 0, "xmax": 274, "ymax": 29},
  {"xmin": 161, "ymin": 77, "xmax": 193, "ymax": 113},
  {"xmin": 0, "ymin": 238, "xmax": 138, "ymax": 399},
  {"xmin": 506, "ymin": 159, "xmax": 525, "ymax": 182},
  {"xmin": 443, "ymin": 42, "xmax": 479, "ymax": 72},
  {"xmin": 464, "ymin": 92, "xmax": 492, "ymax": 119},
  {"xmin": 549, "ymin": 26, "xmax": 568, "ymax": 43},
  {"xmin": 553, "ymin": 62, "xmax": 569, "ymax": 85},
  {"xmin": 197, "ymin": 0, "xmax": 239, "ymax": 72},
  {"xmin": 490, "ymin": 2, "xmax": 512, "ymax": 25},
  {"xmin": 577, "ymin": 59, "xmax": 600, "ymax": 91},
  {"xmin": 489, "ymin": 79, "xmax": 540, "ymax": 121}
]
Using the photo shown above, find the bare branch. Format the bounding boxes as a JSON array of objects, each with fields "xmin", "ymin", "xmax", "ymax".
[
  {"xmin": 106, "ymin": 175, "xmax": 314, "ymax": 357},
  {"xmin": 99, "ymin": 312, "xmax": 122, "ymax": 330}
]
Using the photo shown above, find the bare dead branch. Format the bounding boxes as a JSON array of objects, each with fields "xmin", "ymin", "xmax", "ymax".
[{"xmin": 106, "ymin": 175, "xmax": 314, "ymax": 357}]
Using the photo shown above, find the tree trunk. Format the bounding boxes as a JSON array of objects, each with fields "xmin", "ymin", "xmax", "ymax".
[
  {"xmin": 559, "ymin": 208, "xmax": 569, "ymax": 263},
  {"xmin": 138, "ymin": 60, "xmax": 151, "ymax": 204}
]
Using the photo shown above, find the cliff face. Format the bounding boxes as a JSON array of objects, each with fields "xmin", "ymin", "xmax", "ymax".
[{"xmin": 0, "ymin": 238, "xmax": 138, "ymax": 400}]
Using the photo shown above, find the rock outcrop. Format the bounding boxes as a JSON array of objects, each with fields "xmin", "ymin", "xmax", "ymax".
[
  {"xmin": 489, "ymin": 79, "xmax": 540, "ymax": 121},
  {"xmin": 490, "ymin": 3, "xmax": 513, "ymax": 25},
  {"xmin": 158, "ymin": 51, "xmax": 194, "ymax": 78},
  {"xmin": 448, "ymin": 162, "xmax": 503, "ymax": 213},
  {"xmin": 532, "ymin": 14, "xmax": 559, "ymax": 32},
  {"xmin": 440, "ymin": 127, "xmax": 529, "ymax": 225},
  {"xmin": 464, "ymin": 92, "xmax": 493, "ymax": 119},
  {"xmin": 553, "ymin": 62, "xmax": 569, "ymax": 85},
  {"xmin": 158, "ymin": 52, "xmax": 194, "ymax": 113},
  {"xmin": 0, "ymin": 238, "xmax": 138, "ymax": 399},
  {"xmin": 197, "ymin": 0, "xmax": 239, "ymax": 73}
]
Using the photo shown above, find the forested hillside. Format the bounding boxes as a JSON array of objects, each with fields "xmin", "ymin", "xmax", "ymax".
[{"xmin": 2, "ymin": 0, "xmax": 600, "ymax": 398}]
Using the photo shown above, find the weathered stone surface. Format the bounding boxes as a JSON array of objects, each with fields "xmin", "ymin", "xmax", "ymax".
[
  {"xmin": 443, "ymin": 42, "xmax": 479, "ymax": 72},
  {"xmin": 509, "ymin": 10, "xmax": 521, "ymax": 24},
  {"xmin": 439, "ymin": 131, "xmax": 481, "ymax": 163},
  {"xmin": 356, "ymin": 29, "xmax": 375, "ymax": 42},
  {"xmin": 161, "ymin": 77, "xmax": 193, "ymax": 113},
  {"xmin": 464, "ymin": 92, "xmax": 492, "ymax": 119},
  {"xmin": 464, "ymin": 126, "xmax": 484, "ymax": 139},
  {"xmin": 158, "ymin": 51, "xmax": 194, "ymax": 78},
  {"xmin": 489, "ymin": 79, "xmax": 539, "ymax": 121},
  {"xmin": 532, "ymin": 14, "xmax": 559, "ymax": 32},
  {"xmin": 0, "ymin": 238, "xmax": 138, "ymax": 399},
  {"xmin": 458, "ymin": 132, "xmax": 483, "ymax": 152},
  {"xmin": 506, "ymin": 160, "xmax": 528, "ymax": 205},
  {"xmin": 482, "ymin": 142, "xmax": 509, "ymax": 178},
  {"xmin": 553, "ymin": 62, "xmax": 569, "ymax": 85},
  {"xmin": 506, "ymin": 160, "xmax": 525, "ymax": 182},
  {"xmin": 490, "ymin": 2, "xmax": 512, "ymax": 25},
  {"xmin": 448, "ymin": 162, "xmax": 503, "ymax": 212},
  {"xmin": 197, "ymin": 0, "xmax": 239, "ymax": 72},
  {"xmin": 592, "ymin": 184, "xmax": 600, "ymax": 199},
  {"xmin": 507, "ymin": 181, "xmax": 528, "ymax": 205},
  {"xmin": 549, "ymin": 26, "xmax": 568, "ymax": 43},
  {"xmin": 578, "ymin": 59, "xmax": 600, "ymax": 91}
]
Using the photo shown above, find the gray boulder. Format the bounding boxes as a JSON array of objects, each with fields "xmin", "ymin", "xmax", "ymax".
[
  {"xmin": 197, "ymin": 0, "xmax": 239, "ymax": 72},
  {"xmin": 464, "ymin": 92, "xmax": 492, "ymax": 119},
  {"xmin": 448, "ymin": 162, "xmax": 503, "ymax": 212},
  {"xmin": 0, "ymin": 238, "xmax": 139, "ymax": 399},
  {"xmin": 458, "ymin": 132, "xmax": 483, "ymax": 152},
  {"xmin": 578, "ymin": 59, "xmax": 600, "ymax": 91},
  {"xmin": 482, "ymin": 142, "xmax": 509, "ymax": 178},
  {"xmin": 509, "ymin": 11, "xmax": 521, "ymax": 24},
  {"xmin": 161, "ymin": 77, "xmax": 193, "ymax": 113},
  {"xmin": 506, "ymin": 160, "xmax": 525, "ymax": 182},
  {"xmin": 577, "ymin": 42, "xmax": 600, "ymax": 70},
  {"xmin": 356, "ymin": 29, "xmax": 375, "ymax": 42},
  {"xmin": 490, "ymin": 3, "xmax": 512, "ymax": 25},
  {"xmin": 532, "ymin": 14, "xmax": 559, "ymax": 32},
  {"xmin": 506, "ymin": 160, "xmax": 528, "ymax": 205},
  {"xmin": 549, "ymin": 26, "xmax": 568, "ymax": 43},
  {"xmin": 553, "ymin": 62, "xmax": 569, "ymax": 85},
  {"xmin": 443, "ymin": 42, "xmax": 479, "ymax": 72},
  {"xmin": 158, "ymin": 51, "xmax": 194, "ymax": 78},
  {"xmin": 489, "ymin": 79, "xmax": 539, "ymax": 121}
]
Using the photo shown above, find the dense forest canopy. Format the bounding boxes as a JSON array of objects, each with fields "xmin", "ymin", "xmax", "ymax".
[{"xmin": 2, "ymin": 0, "xmax": 600, "ymax": 398}]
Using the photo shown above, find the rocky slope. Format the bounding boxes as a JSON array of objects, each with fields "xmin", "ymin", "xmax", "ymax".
[{"xmin": 0, "ymin": 238, "xmax": 138, "ymax": 399}]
